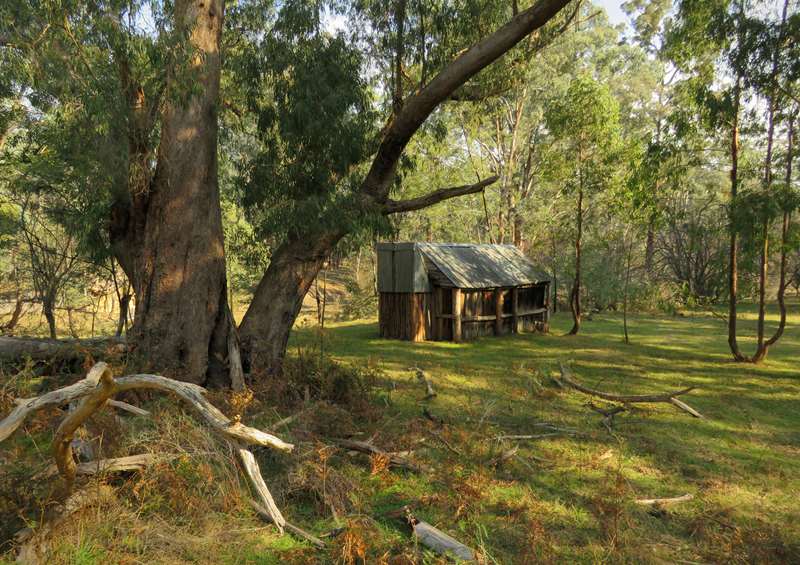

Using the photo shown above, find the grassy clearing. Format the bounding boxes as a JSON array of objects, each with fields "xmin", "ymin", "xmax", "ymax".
[
  {"xmin": 286, "ymin": 304, "xmax": 800, "ymax": 563},
  {"xmin": 2, "ymin": 303, "xmax": 800, "ymax": 563}
]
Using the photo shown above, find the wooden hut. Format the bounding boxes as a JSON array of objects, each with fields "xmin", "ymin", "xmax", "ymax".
[{"xmin": 377, "ymin": 242, "xmax": 551, "ymax": 342}]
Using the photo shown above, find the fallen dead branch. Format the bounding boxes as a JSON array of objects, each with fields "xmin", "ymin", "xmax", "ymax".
[
  {"xmin": 106, "ymin": 399, "xmax": 150, "ymax": 417},
  {"xmin": 635, "ymin": 493, "xmax": 694, "ymax": 506},
  {"xmin": 491, "ymin": 432, "xmax": 571, "ymax": 441},
  {"xmin": 413, "ymin": 367, "xmax": 436, "ymax": 399},
  {"xmin": 269, "ymin": 401, "xmax": 323, "ymax": 431},
  {"xmin": 1, "ymin": 365, "xmax": 294, "ymax": 451},
  {"xmin": 331, "ymin": 438, "xmax": 422, "ymax": 472},
  {"xmin": 16, "ymin": 484, "xmax": 117, "ymax": 564},
  {"xmin": 38, "ymin": 453, "xmax": 178, "ymax": 478},
  {"xmin": 558, "ymin": 363, "xmax": 704, "ymax": 419},
  {"xmin": 408, "ymin": 512, "xmax": 475, "ymax": 562},
  {"xmin": 1, "ymin": 362, "xmax": 296, "ymax": 538}
]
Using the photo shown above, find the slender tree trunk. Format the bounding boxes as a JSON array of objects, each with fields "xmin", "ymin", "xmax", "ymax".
[
  {"xmin": 763, "ymin": 111, "xmax": 795, "ymax": 350},
  {"xmin": 43, "ymin": 294, "xmax": 57, "ymax": 339},
  {"xmin": 644, "ymin": 217, "xmax": 655, "ymax": 276},
  {"xmin": 129, "ymin": 0, "xmax": 230, "ymax": 385},
  {"xmin": 568, "ymin": 184, "xmax": 583, "ymax": 335},
  {"xmin": 754, "ymin": 221, "xmax": 769, "ymax": 358},
  {"xmin": 623, "ymin": 239, "xmax": 632, "ymax": 344},
  {"xmin": 1, "ymin": 295, "xmax": 25, "ymax": 334},
  {"xmin": 728, "ymin": 78, "xmax": 745, "ymax": 362},
  {"xmin": 115, "ymin": 292, "xmax": 131, "ymax": 337}
]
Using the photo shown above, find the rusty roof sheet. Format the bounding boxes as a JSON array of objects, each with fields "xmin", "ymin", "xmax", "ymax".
[{"xmin": 416, "ymin": 243, "xmax": 549, "ymax": 288}]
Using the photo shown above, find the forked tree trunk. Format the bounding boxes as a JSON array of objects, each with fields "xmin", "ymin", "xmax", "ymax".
[
  {"xmin": 239, "ymin": 233, "xmax": 342, "ymax": 374},
  {"xmin": 130, "ymin": 0, "xmax": 231, "ymax": 385},
  {"xmin": 728, "ymin": 0, "xmax": 790, "ymax": 363},
  {"xmin": 239, "ymin": 0, "xmax": 572, "ymax": 375}
]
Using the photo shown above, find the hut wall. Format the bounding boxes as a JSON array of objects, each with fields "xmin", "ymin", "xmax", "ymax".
[{"xmin": 379, "ymin": 292, "xmax": 431, "ymax": 341}]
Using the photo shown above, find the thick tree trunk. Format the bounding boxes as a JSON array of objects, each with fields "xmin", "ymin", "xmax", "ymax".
[
  {"xmin": 239, "ymin": 233, "xmax": 342, "ymax": 374},
  {"xmin": 129, "ymin": 0, "xmax": 230, "ymax": 385}
]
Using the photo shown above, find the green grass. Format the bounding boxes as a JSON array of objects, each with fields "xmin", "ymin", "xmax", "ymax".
[
  {"xmin": 287, "ymin": 303, "xmax": 800, "ymax": 563},
  {"xmin": 3, "ymin": 302, "xmax": 799, "ymax": 563}
]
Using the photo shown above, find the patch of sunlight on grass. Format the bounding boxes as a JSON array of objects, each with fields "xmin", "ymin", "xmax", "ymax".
[{"xmin": 288, "ymin": 305, "xmax": 800, "ymax": 562}]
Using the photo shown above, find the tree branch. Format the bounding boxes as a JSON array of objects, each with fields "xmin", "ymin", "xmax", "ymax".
[
  {"xmin": 361, "ymin": 0, "xmax": 573, "ymax": 203},
  {"xmin": 383, "ymin": 175, "xmax": 499, "ymax": 215}
]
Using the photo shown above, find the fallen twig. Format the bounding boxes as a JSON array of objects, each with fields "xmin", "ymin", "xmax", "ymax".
[
  {"xmin": 424, "ymin": 428, "xmax": 463, "ymax": 456},
  {"xmin": 491, "ymin": 433, "xmax": 563, "ymax": 441},
  {"xmin": 331, "ymin": 438, "xmax": 422, "ymax": 472},
  {"xmin": 635, "ymin": 493, "xmax": 694, "ymax": 506},
  {"xmin": 250, "ymin": 500, "xmax": 326, "ymax": 549}
]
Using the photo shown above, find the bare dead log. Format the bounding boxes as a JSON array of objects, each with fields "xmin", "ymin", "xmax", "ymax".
[
  {"xmin": 635, "ymin": 493, "xmax": 694, "ymax": 506},
  {"xmin": 558, "ymin": 363, "xmax": 704, "ymax": 419},
  {"xmin": 2, "ymin": 362, "xmax": 302, "ymax": 545},
  {"xmin": 409, "ymin": 514, "xmax": 476, "ymax": 562},
  {"xmin": 332, "ymin": 438, "xmax": 422, "ymax": 472},
  {"xmin": 0, "ymin": 335, "xmax": 126, "ymax": 361}
]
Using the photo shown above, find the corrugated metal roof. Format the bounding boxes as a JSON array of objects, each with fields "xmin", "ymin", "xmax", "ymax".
[{"xmin": 416, "ymin": 243, "xmax": 550, "ymax": 289}]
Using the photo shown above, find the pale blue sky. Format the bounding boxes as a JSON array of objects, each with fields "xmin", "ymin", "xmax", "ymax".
[{"xmin": 595, "ymin": 0, "xmax": 629, "ymax": 27}]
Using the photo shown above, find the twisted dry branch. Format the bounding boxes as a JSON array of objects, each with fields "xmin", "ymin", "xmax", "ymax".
[
  {"xmin": 557, "ymin": 363, "xmax": 704, "ymax": 419},
  {"xmin": 0, "ymin": 362, "xmax": 295, "ymax": 534}
]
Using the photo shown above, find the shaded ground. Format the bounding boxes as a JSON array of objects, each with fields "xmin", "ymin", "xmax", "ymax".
[{"xmin": 1, "ymin": 304, "xmax": 799, "ymax": 564}]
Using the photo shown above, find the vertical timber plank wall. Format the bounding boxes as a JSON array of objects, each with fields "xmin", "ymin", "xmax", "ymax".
[
  {"xmin": 435, "ymin": 287, "xmax": 444, "ymax": 340},
  {"xmin": 379, "ymin": 292, "xmax": 429, "ymax": 341},
  {"xmin": 452, "ymin": 288, "xmax": 463, "ymax": 342},
  {"xmin": 511, "ymin": 287, "xmax": 519, "ymax": 334},
  {"xmin": 494, "ymin": 288, "xmax": 503, "ymax": 336}
]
